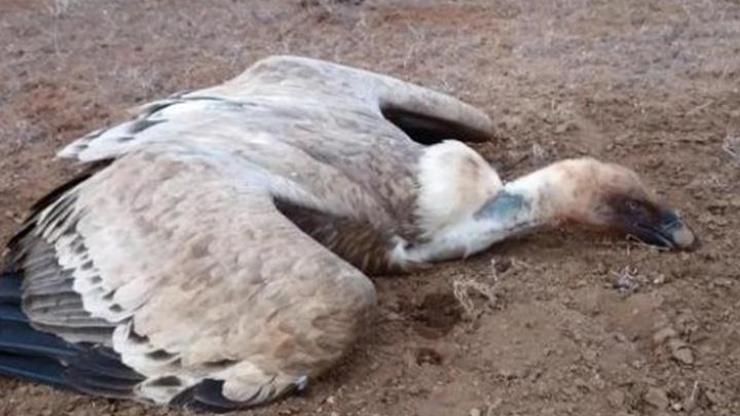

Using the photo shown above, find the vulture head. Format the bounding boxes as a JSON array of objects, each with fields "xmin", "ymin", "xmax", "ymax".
[{"xmin": 547, "ymin": 158, "xmax": 697, "ymax": 250}]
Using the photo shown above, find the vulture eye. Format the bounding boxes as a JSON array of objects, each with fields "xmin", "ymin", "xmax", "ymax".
[
  {"xmin": 625, "ymin": 199, "xmax": 641, "ymax": 213},
  {"xmin": 618, "ymin": 198, "xmax": 657, "ymax": 225}
]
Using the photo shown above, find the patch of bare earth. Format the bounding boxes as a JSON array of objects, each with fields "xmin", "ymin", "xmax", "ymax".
[{"xmin": 1, "ymin": 1, "xmax": 738, "ymax": 415}]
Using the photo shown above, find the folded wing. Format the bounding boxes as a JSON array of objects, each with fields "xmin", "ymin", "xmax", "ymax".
[{"xmin": 3, "ymin": 151, "xmax": 376, "ymax": 410}]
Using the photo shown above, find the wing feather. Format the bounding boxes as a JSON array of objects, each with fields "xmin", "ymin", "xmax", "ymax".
[
  {"xmin": 8, "ymin": 150, "xmax": 376, "ymax": 406},
  {"xmin": 2, "ymin": 55, "xmax": 494, "ymax": 409}
]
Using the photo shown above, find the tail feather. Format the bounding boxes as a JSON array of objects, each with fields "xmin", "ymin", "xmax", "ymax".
[
  {"xmin": 66, "ymin": 368, "xmax": 143, "ymax": 398},
  {"xmin": 0, "ymin": 320, "xmax": 79, "ymax": 359},
  {"xmin": 67, "ymin": 346, "xmax": 145, "ymax": 383},
  {"xmin": 171, "ymin": 378, "xmax": 303, "ymax": 413},
  {"xmin": 0, "ymin": 272, "xmax": 21, "ymax": 304},
  {"xmin": 0, "ymin": 271, "xmax": 143, "ymax": 399},
  {"xmin": 0, "ymin": 353, "xmax": 68, "ymax": 388},
  {"xmin": 0, "ymin": 304, "xmax": 27, "ymax": 323}
]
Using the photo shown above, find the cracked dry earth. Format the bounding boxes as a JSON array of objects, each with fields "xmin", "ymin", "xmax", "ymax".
[{"xmin": 0, "ymin": 1, "xmax": 739, "ymax": 415}]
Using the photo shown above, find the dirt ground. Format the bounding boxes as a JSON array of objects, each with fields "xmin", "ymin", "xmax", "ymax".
[{"xmin": 1, "ymin": 0, "xmax": 739, "ymax": 415}]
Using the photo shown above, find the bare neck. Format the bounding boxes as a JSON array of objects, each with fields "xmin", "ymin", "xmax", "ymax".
[{"xmin": 404, "ymin": 162, "xmax": 580, "ymax": 263}]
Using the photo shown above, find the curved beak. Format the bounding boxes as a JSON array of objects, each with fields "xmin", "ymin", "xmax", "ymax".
[{"xmin": 629, "ymin": 210, "xmax": 698, "ymax": 251}]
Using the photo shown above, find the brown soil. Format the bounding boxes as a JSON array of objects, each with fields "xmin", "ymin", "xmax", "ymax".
[{"xmin": 1, "ymin": 1, "xmax": 739, "ymax": 415}]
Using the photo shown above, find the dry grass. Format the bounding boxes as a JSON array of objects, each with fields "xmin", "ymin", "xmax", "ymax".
[
  {"xmin": 48, "ymin": 0, "xmax": 81, "ymax": 17},
  {"xmin": 452, "ymin": 276, "xmax": 498, "ymax": 319},
  {"xmin": 452, "ymin": 258, "xmax": 534, "ymax": 319},
  {"xmin": 611, "ymin": 264, "xmax": 642, "ymax": 294}
]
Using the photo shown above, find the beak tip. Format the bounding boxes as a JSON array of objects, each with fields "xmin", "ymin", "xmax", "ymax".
[{"xmin": 668, "ymin": 223, "xmax": 700, "ymax": 252}]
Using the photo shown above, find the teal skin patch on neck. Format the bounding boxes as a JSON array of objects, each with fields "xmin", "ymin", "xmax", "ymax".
[{"xmin": 474, "ymin": 190, "xmax": 528, "ymax": 222}]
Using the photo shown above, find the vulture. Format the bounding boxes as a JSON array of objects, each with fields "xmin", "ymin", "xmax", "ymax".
[{"xmin": 0, "ymin": 56, "xmax": 696, "ymax": 411}]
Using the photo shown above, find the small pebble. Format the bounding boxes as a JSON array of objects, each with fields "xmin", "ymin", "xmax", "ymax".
[
  {"xmin": 669, "ymin": 339, "xmax": 695, "ymax": 364},
  {"xmin": 470, "ymin": 408, "xmax": 482, "ymax": 416},
  {"xmin": 652, "ymin": 327, "xmax": 678, "ymax": 345},
  {"xmin": 582, "ymin": 349, "xmax": 598, "ymax": 362},
  {"xmin": 645, "ymin": 387, "xmax": 669, "ymax": 409},
  {"xmin": 704, "ymin": 389, "xmax": 720, "ymax": 405},
  {"xmin": 555, "ymin": 121, "xmax": 573, "ymax": 134},
  {"xmin": 672, "ymin": 346, "xmax": 695, "ymax": 364},
  {"xmin": 607, "ymin": 389, "xmax": 625, "ymax": 408}
]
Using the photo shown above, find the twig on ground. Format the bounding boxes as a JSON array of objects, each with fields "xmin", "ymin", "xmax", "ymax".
[{"xmin": 722, "ymin": 135, "xmax": 739, "ymax": 165}]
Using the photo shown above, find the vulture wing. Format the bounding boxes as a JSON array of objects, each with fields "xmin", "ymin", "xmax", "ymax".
[{"xmin": 0, "ymin": 56, "xmax": 492, "ymax": 411}]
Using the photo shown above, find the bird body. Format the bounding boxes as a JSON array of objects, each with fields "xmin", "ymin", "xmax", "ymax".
[
  {"xmin": 0, "ymin": 56, "xmax": 695, "ymax": 411},
  {"xmin": 1, "ymin": 56, "xmax": 497, "ymax": 410}
]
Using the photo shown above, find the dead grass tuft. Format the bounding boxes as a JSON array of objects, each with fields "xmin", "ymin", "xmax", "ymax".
[
  {"xmin": 452, "ymin": 258, "xmax": 530, "ymax": 319},
  {"xmin": 453, "ymin": 277, "xmax": 497, "ymax": 319},
  {"xmin": 530, "ymin": 142, "xmax": 548, "ymax": 166},
  {"xmin": 48, "ymin": 0, "xmax": 81, "ymax": 17},
  {"xmin": 611, "ymin": 265, "xmax": 641, "ymax": 294}
]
